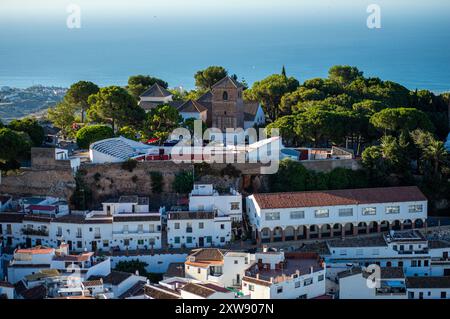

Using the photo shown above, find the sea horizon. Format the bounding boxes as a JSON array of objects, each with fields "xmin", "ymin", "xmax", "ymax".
[{"xmin": 1, "ymin": 0, "xmax": 449, "ymax": 93}]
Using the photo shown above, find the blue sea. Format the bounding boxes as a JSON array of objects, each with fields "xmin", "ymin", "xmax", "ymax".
[{"xmin": 0, "ymin": 0, "xmax": 449, "ymax": 92}]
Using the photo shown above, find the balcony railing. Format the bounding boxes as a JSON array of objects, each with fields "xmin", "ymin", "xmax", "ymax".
[{"xmin": 22, "ymin": 228, "xmax": 49, "ymax": 236}]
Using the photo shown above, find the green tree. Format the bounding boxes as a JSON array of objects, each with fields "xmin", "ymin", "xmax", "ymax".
[
  {"xmin": 280, "ymin": 87, "xmax": 325, "ymax": 115},
  {"xmin": 328, "ymin": 65, "xmax": 363, "ymax": 86},
  {"xmin": 370, "ymin": 108, "xmax": 434, "ymax": 135},
  {"xmin": 127, "ymin": 75, "xmax": 169, "ymax": 100},
  {"xmin": 87, "ymin": 86, "xmax": 145, "ymax": 131},
  {"xmin": 76, "ymin": 124, "xmax": 114, "ymax": 149},
  {"xmin": 114, "ymin": 259, "xmax": 149, "ymax": 276},
  {"xmin": 269, "ymin": 159, "xmax": 309, "ymax": 192},
  {"xmin": 422, "ymin": 140, "xmax": 448, "ymax": 176},
  {"xmin": 8, "ymin": 118, "xmax": 45, "ymax": 147},
  {"xmin": 194, "ymin": 66, "xmax": 228, "ymax": 90},
  {"xmin": 172, "ymin": 170, "xmax": 194, "ymax": 194},
  {"xmin": 266, "ymin": 115, "xmax": 298, "ymax": 146},
  {"xmin": 0, "ymin": 127, "xmax": 31, "ymax": 162},
  {"xmin": 65, "ymin": 81, "xmax": 99, "ymax": 123},
  {"xmin": 117, "ymin": 126, "xmax": 141, "ymax": 141},
  {"xmin": 47, "ymin": 101, "xmax": 76, "ymax": 139},
  {"xmin": 144, "ymin": 104, "xmax": 182, "ymax": 143},
  {"xmin": 244, "ymin": 74, "xmax": 299, "ymax": 121}
]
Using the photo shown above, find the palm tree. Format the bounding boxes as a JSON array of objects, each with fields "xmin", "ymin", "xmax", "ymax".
[{"xmin": 422, "ymin": 140, "xmax": 448, "ymax": 176}]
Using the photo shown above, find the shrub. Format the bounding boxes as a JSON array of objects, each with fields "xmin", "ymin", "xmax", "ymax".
[
  {"xmin": 121, "ymin": 158, "xmax": 138, "ymax": 172},
  {"xmin": 76, "ymin": 124, "xmax": 114, "ymax": 149},
  {"xmin": 172, "ymin": 170, "xmax": 194, "ymax": 194},
  {"xmin": 220, "ymin": 164, "xmax": 241, "ymax": 178},
  {"xmin": 149, "ymin": 171, "xmax": 164, "ymax": 193}
]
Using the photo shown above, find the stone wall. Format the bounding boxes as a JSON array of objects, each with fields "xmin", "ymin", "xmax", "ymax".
[{"xmin": 31, "ymin": 147, "xmax": 72, "ymax": 170}]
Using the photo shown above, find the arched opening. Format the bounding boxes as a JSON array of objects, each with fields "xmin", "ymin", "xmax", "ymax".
[
  {"xmin": 297, "ymin": 226, "xmax": 307, "ymax": 240},
  {"xmin": 369, "ymin": 221, "xmax": 378, "ymax": 233},
  {"xmin": 333, "ymin": 224, "xmax": 342, "ymax": 237},
  {"xmin": 391, "ymin": 219, "xmax": 402, "ymax": 230},
  {"xmin": 414, "ymin": 219, "xmax": 424, "ymax": 229},
  {"xmin": 309, "ymin": 225, "xmax": 319, "ymax": 239},
  {"xmin": 392, "ymin": 220, "xmax": 402, "ymax": 231},
  {"xmin": 273, "ymin": 227, "xmax": 283, "ymax": 242},
  {"xmin": 403, "ymin": 219, "xmax": 413, "ymax": 230},
  {"xmin": 386, "ymin": 261, "xmax": 392, "ymax": 267},
  {"xmin": 357, "ymin": 222, "xmax": 367, "ymax": 235},
  {"xmin": 380, "ymin": 221, "xmax": 389, "ymax": 232},
  {"xmin": 223, "ymin": 91, "xmax": 228, "ymax": 101},
  {"xmin": 344, "ymin": 223, "xmax": 354, "ymax": 236},
  {"xmin": 284, "ymin": 226, "xmax": 295, "ymax": 241},
  {"xmin": 320, "ymin": 224, "xmax": 332, "ymax": 238},
  {"xmin": 260, "ymin": 227, "xmax": 271, "ymax": 243}
]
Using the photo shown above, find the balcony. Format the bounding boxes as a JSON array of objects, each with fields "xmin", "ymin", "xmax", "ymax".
[
  {"xmin": 94, "ymin": 234, "xmax": 101, "ymax": 239},
  {"xmin": 21, "ymin": 228, "xmax": 49, "ymax": 236}
]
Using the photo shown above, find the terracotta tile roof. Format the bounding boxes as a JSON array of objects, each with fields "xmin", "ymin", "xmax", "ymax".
[
  {"xmin": 53, "ymin": 252, "xmax": 93, "ymax": 262},
  {"xmin": 165, "ymin": 262, "xmax": 185, "ymax": 278},
  {"xmin": 144, "ymin": 285, "xmax": 181, "ymax": 299},
  {"xmin": 82, "ymin": 279, "xmax": 103, "ymax": 287},
  {"xmin": 181, "ymin": 283, "xmax": 217, "ymax": 298},
  {"xmin": 242, "ymin": 276, "xmax": 272, "ymax": 287},
  {"xmin": 103, "ymin": 271, "xmax": 133, "ymax": 286},
  {"xmin": 28, "ymin": 205, "xmax": 56, "ymax": 211},
  {"xmin": 118, "ymin": 280, "xmax": 147, "ymax": 299},
  {"xmin": 16, "ymin": 246, "xmax": 54, "ymax": 255},
  {"xmin": 189, "ymin": 248, "xmax": 225, "ymax": 262},
  {"xmin": 140, "ymin": 83, "xmax": 172, "ymax": 98},
  {"xmin": 380, "ymin": 267, "xmax": 404, "ymax": 279},
  {"xmin": 211, "ymin": 76, "xmax": 244, "ymax": 89},
  {"xmin": 252, "ymin": 186, "xmax": 427, "ymax": 209},
  {"xmin": 177, "ymin": 100, "xmax": 208, "ymax": 113},
  {"xmin": 21, "ymin": 284, "xmax": 47, "ymax": 299}
]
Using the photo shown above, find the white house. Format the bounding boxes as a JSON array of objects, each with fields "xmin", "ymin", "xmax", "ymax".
[
  {"xmin": 241, "ymin": 250, "xmax": 326, "ymax": 299},
  {"xmin": 167, "ymin": 211, "xmax": 231, "ymax": 248},
  {"xmin": 326, "ymin": 230, "xmax": 434, "ymax": 278},
  {"xmin": 338, "ymin": 267, "xmax": 407, "ymax": 299},
  {"xmin": 184, "ymin": 248, "xmax": 253, "ymax": 288},
  {"xmin": 406, "ymin": 276, "xmax": 450, "ymax": 299},
  {"xmin": 189, "ymin": 184, "xmax": 242, "ymax": 222},
  {"xmin": 246, "ymin": 186, "xmax": 428, "ymax": 244}
]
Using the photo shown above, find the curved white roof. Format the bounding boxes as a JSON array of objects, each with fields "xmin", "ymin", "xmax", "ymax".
[{"xmin": 90, "ymin": 136, "xmax": 152, "ymax": 161}]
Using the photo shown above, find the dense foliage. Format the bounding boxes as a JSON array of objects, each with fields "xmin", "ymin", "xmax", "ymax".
[
  {"xmin": 76, "ymin": 124, "xmax": 114, "ymax": 149},
  {"xmin": 172, "ymin": 170, "xmax": 194, "ymax": 194}
]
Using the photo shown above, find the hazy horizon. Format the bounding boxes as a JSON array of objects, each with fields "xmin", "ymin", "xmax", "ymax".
[{"xmin": 0, "ymin": 0, "xmax": 449, "ymax": 92}]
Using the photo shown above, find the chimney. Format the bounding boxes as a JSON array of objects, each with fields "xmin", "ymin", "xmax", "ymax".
[
  {"xmin": 262, "ymin": 245, "xmax": 268, "ymax": 253},
  {"xmin": 256, "ymin": 273, "xmax": 259, "ymax": 279},
  {"xmin": 310, "ymin": 266, "xmax": 313, "ymax": 274},
  {"xmin": 135, "ymin": 270, "xmax": 139, "ymax": 276}
]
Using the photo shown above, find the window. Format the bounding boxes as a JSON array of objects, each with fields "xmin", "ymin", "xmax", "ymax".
[
  {"xmin": 318, "ymin": 274, "xmax": 324, "ymax": 281},
  {"xmin": 411, "ymin": 260, "xmax": 418, "ymax": 267},
  {"xmin": 234, "ymin": 260, "xmax": 238, "ymax": 264},
  {"xmin": 424, "ymin": 260, "xmax": 429, "ymax": 267},
  {"xmin": 137, "ymin": 239, "xmax": 144, "ymax": 245},
  {"xmin": 220, "ymin": 237, "xmax": 225, "ymax": 242},
  {"xmin": 385, "ymin": 206, "xmax": 400, "ymax": 214},
  {"xmin": 149, "ymin": 238, "xmax": 155, "ymax": 245},
  {"xmin": 199, "ymin": 222, "xmax": 204, "ymax": 229},
  {"xmin": 362, "ymin": 207, "xmax": 376, "ymax": 216},
  {"xmin": 77, "ymin": 241, "xmax": 82, "ymax": 249},
  {"xmin": 206, "ymin": 236, "xmax": 212, "ymax": 243},
  {"xmin": 249, "ymin": 284, "xmax": 254, "ymax": 291},
  {"xmin": 441, "ymin": 292, "xmax": 447, "ymax": 299},
  {"xmin": 290, "ymin": 211, "xmax": 305, "ymax": 219},
  {"xmin": 223, "ymin": 91, "xmax": 228, "ymax": 101},
  {"xmin": 265, "ymin": 212, "xmax": 280, "ymax": 221},
  {"xmin": 231, "ymin": 202, "xmax": 240, "ymax": 210},
  {"xmin": 137, "ymin": 224, "xmax": 144, "ymax": 232},
  {"xmin": 124, "ymin": 239, "xmax": 130, "ymax": 246},
  {"xmin": 197, "ymin": 268, "xmax": 201, "ymax": 274},
  {"xmin": 175, "ymin": 223, "xmax": 180, "ymax": 230},
  {"xmin": 102, "ymin": 240, "xmax": 109, "ymax": 247},
  {"xmin": 315, "ymin": 209, "xmax": 329, "ymax": 218},
  {"xmin": 340, "ymin": 249, "xmax": 347, "ymax": 256},
  {"xmin": 338, "ymin": 208, "xmax": 353, "ymax": 217},
  {"xmin": 76, "ymin": 227, "xmax": 82, "ymax": 238},
  {"xmin": 187, "ymin": 237, "xmax": 193, "ymax": 244},
  {"xmin": 409, "ymin": 205, "xmax": 423, "ymax": 213},
  {"xmin": 149, "ymin": 224, "xmax": 155, "ymax": 232},
  {"xmin": 220, "ymin": 224, "xmax": 225, "ymax": 230},
  {"xmin": 295, "ymin": 281, "xmax": 301, "ymax": 288},
  {"xmin": 57, "ymin": 226, "xmax": 62, "ymax": 236},
  {"xmin": 304, "ymin": 278, "xmax": 313, "ymax": 286},
  {"xmin": 277, "ymin": 286, "xmax": 283, "ymax": 294},
  {"xmin": 262, "ymin": 229, "xmax": 270, "ymax": 237},
  {"xmin": 174, "ymin": 237, "xmax": 180, "ymax": 244}
]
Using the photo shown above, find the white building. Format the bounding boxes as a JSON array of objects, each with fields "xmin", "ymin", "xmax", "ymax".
[
  {"xmin": 189, "ymin": 184, "xmax": 242, "ymax": 222},
  {"xmin": 406, "ymin": 276, "xmax": 450, "ymax": 299},
  {"xmin": 246, "ymin": 186, "xmax": 428, "ymax": 244},
  {"xmin": 241, "ymin": 250, "xmax": 326, "ymax": 299},
  {"xmin": 324, "ymin": 230, "xmax": 450, "ymax": 280},
  {"xmin": 138, "ymin": 83, "xmax": 173, "ymax": 112},
  {"xmin": 184, "ymin": 248, "xmax": 253, "ymax": 287},
  {"xmin": 167, "ymin": 211, "xmax": 231, "ymax": 248},
  {"xmin": 338, "ymin": 267, "xmax": 407, "ymax": 299},
  {"xmin": 7, "ymin": 244, "xmax": 111, "ymax": 284}
]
